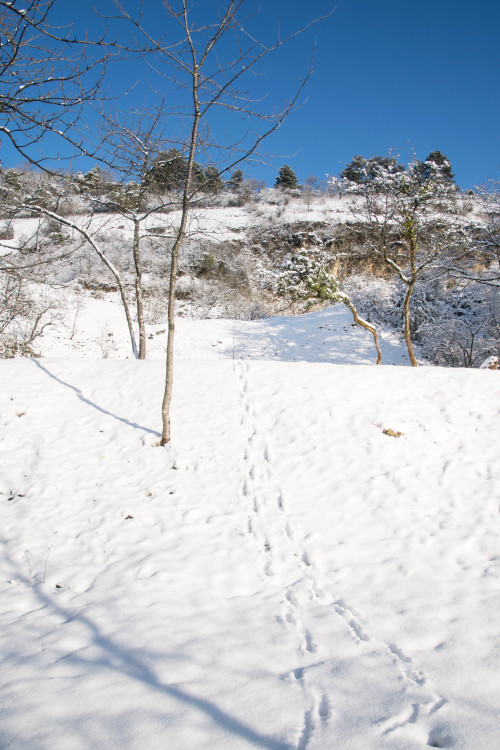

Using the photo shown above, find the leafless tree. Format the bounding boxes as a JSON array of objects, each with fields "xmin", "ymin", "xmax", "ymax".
[
  {"xmin": 0, "ymin": 0, "xmax": 108, "ymax": 167},
  {"xmin": 76, "ymin": 106, "xmax": 185, "ymax": 359},
  {"xmin": 0, "ymin": 274, "xmax": 58, "ymax": 356},
  {"xmin": 0, "ymin": 168, "xmax": 140, "ymax": 357},
  {"xmin": 108, "ymin": 0, "xmax": 333, "ymax": 443},
  {"xmin": 442, "ymin": 180, "xmax": 500, "ymax": 288},
  {"xmin": 302, "ymin": 176, "xmax": 321, "ymax": 212}
]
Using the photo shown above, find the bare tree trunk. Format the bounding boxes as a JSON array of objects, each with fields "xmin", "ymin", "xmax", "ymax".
[
  {"xmin": 161, "ymin": 232, "xmax": 182, "ymax": 445},
  {"xmin": 161, "ymin": 103, "xmax": 200, "ymax": 444},
  {"xmin": 403, "ymin": 279, "xmax": 418, "ymax": 367},
  {"xmin": 132, "ymin": 219, "xmax": 146, "ymax": 359},
  {"xmin": 402, "ymin": 214, "xmax": 419, "ymax": 367},
  {"xmin": 338, "ymin": 293, "xmax": 382, "ymax": 364},
  {"xmin": 147, "ymin": 1, "xmax": 329, "ymax": 444}
]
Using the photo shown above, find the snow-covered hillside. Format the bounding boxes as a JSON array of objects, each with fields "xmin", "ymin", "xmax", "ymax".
[
  {"xmin": 1, "ymin": 305, "xmax": 499, "ymax": 750},
  {"xmin": 35, "ymin": 295, "xmax": 414, "ymax": 365},
  {"xmin": 2, "ymin": 189, "xmax": 497, "ymax": 367}
]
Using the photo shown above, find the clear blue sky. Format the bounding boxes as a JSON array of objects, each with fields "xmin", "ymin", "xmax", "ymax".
[{"xmin": 3, "ymin": 0, "xmax": 499, "ymax": 189}]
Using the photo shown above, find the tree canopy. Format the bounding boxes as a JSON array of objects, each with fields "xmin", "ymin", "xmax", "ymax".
[{"xmin": 275, "ymin": 165, "xmax": 299, "ymax": 190}]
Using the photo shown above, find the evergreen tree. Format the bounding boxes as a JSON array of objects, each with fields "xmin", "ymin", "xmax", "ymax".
[
  {"xmin": 340, "ymin": 155, "xmax": 404, "ymax": 188},
  {"xmin": 145, "ymin": 149, "xmax": 188, "ymax": 191},
  {"xmin": 417, "ymin": 150, "xmax": 455, "ymax": 186},
  {"xmin": 275, "ymin": 164, "xmax": 299, "ymax": 190},
  {"xmin": 339, "ymin": 155, "xmax": 367, "ymax": 184},
  {"xmin": 202, "ymin": 166, "xmax": 224, "ymax": 194},
  {"xmin": 75, "ymin": 166, "xmax": 106, "ymax": 195},
  {"xmin": 227, "ymin": 169, "xmax": 243, "ymax": 191}
]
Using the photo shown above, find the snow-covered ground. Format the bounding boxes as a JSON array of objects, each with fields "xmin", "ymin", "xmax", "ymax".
[
  {"xmin": 38, "ymin": 290, "xmax": 415, "ymax": 365},
  {"xmin": 1, "ymin": 301, "xmax": 499, "ymax": 750}
]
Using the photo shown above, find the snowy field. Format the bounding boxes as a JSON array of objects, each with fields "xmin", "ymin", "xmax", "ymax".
[{"xmin": 1, "ymin": 302, "xmax": 500, "ymax": 749}]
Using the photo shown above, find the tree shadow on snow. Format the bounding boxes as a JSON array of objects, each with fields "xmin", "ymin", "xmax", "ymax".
[
  {"xmin": 0, "ymin": 539, "xmax": 290, "ymax": 750},
  {"xmin": 32, "ymin": 359, "xmax": 161, "ymax": 438}
]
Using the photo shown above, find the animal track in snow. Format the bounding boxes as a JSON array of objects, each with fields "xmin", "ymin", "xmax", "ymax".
[
  {"xmin": 333, "ymin": 600, "xmax": 370, "ymax": 642},
  {"xmin": 236, "ymin": 361, "xmax": 334, "ymax": 749},
  {"xmin": 236, "ymin": 361, "xmax": 448, "ymax": 749},
  {"xmin": 318, "ymin": 693, "xmax": 330, "ymax": 721}
]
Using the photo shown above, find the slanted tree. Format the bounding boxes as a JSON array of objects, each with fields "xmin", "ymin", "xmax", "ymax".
[
  {"xmin": 275, "ymin": 165, "xmax": 299, "ymax": 191},
  {"xmin": 0, "ymin": 1, "xmax": 114, "ymax": 356},
  {"xmin": 83, "ymin": 108, "xmax": 187, "ymax": 359},
  {"xmin": 276, "ymin": 248, "xmax": 382, "ymax": 363},
  {"xmin": 13, "ymin": 105, "xmax": 192, "ymax": 361},
  {"xmin": 1, "ymin": 168, "xmax": 141, "ymax": 358}
]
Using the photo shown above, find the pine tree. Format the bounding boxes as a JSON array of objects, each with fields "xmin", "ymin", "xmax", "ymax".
[
  {"xmin": 227, "ymin": 169, "xmax": 243, "ymax": 191},
  {"xmin": 339, "ymin": 155, "xmax": 367, "ymax": 184},
  {"xmin": 202, "ymin": 166, "xmax": 224, "ymax": 194},
  {"xmin": 340, "ymin": 155, "xmax": 404, "ymax": 187},
  {"xmin": 275, "ymin": 164, "xmax": 299, "ymax": 190},
  {"xmin": 146, "ymin": 149, "xmax": 188, "ymax": 191},
  {"xmin": 417, "ymin": 151, "xmax": 455, "ymax": 186}
]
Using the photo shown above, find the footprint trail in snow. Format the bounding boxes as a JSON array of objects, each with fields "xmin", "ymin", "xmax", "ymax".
[{"xmin": 236, "ymin": 361, "xmax": 450, "ymax": 750}]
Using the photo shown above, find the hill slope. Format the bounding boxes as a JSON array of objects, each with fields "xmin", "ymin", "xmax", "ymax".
[{"xmin": 1, "ymin": 310, "xmax": 499, "ymax": 749}]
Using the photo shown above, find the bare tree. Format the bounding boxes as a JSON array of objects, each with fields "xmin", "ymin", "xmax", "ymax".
[
  {"xmin": 108, "ymin": 0, "xmax": 333, "ymax": 443},
  {"xmin": 302, "ymin": 176, "xmax": 321, "ymax": 212},
  {"xmin": 0, "ymin": 2, "xmax": 121, "ymax": 355},
  {"xmin": 76, "ymin": 106, "xmax": 184, "ymax": 359},
  {"xmin": 0, "ymin": 0, "xmax": 108, "ymax": 167},
  {"xmin": 478, "ymin": 180, "xmax": 500, "ymax": 277},
  {"xmin": 0, "ymin": 169, "xmax": 140, "ymax": 358},
  {"xmin": 0, "ymin": 273, "xmax": 57, "ymax": 356}
]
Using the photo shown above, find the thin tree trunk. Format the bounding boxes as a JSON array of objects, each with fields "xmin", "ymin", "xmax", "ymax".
[
  {"xmin": 403, "ymin": 279, "xmax": 418, "ymax": 367},
  {"xmin": 155, "ymin": 1, "xmax": 327, "ymax": 444},
  {"xmin": 338, "ymin": 293, "xmax": 382, "ymax": 364},
  {"xmin": 161, "ymin": 105, "xmax": 200, "ymax": 444},
  {"xmin": 132, "ymin": 219, "xmax": 146, "ymax": 359},
  {"xmin": 160, "ymin": 231, "xmax": 182, "ymax": 444},
  {"xmin": 403, "ymin": 215, "xmax": 418, "ymax": 367}
]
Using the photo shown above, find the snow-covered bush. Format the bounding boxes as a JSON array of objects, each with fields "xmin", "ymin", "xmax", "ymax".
[
  {"xmin": 276, "ymin": 247, "xmax": 338, "ymax": 310},
  {"xmin": 0, "ymin": 276, "xmax": 59, "ymax": 356},
  {"xmin": 343, "ymin": 273, "xmax": 499, "ymax": 368},
  {"xmin": 417, "ymin": 284, "xmax": 499, "ymax": 367},
  {"xmin": 341, "ymin": 274, "xmax": 402, "ymax": 326}
]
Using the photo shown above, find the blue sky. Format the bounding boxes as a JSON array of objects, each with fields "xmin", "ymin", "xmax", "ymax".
[
  {"xmin": 3, "ymin": 0, "xmax": 499, "ymax": 188},
  {"xmin": 255, "ymin": 0, "xmax": 500, "ymax": 188}
]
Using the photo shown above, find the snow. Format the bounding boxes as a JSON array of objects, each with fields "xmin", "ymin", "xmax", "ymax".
[
  {"xmin": 37, "ymin": 291, "xmax": 416, "ymax": 365},
  {"xmin": 1, "ymin": 298, "xmax": 500, "ymax": 749}
]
